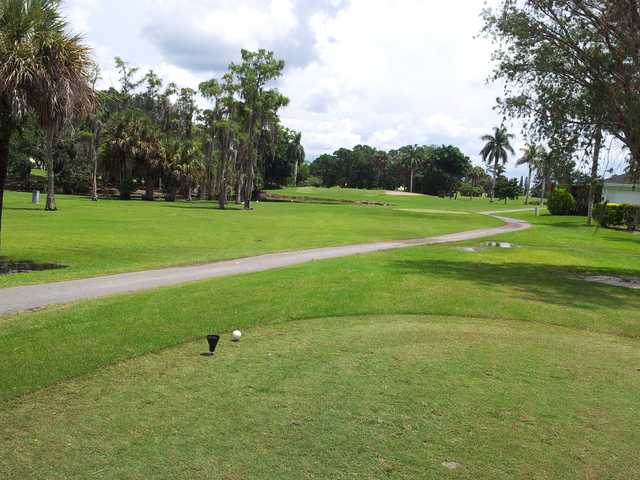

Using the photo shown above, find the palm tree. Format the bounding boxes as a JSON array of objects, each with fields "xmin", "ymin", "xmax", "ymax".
[
  {"xmin": 468, "ymin": 165, "xmax": 486, "ymax": 188},
  {"xmin": 100, "ymin": 111, "xmax": 162, "ymax": 200},
  {"xmin": 174, "ymin": 140, "xmax": 203, "ymax": 202},
  {"xmin": 0, "ymin": 0, "xmax": 95, "ymax": 243},
  {"xmin": 517, "ymin": 144, "xmax": 544, "ymax": 205},
  {"xmin": 480, "ymin": 127, "xmax": 516, "ymax": 202},
  {"xmin": 535, "ymin": 150, "xmax": 555, "ymax": 206},
  {"xmin": 287, "ymin": 131, "xmax": 305, "ymax": 187}
]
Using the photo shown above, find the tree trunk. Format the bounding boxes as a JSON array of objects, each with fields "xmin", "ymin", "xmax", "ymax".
[
  {"xmin": 410, "ymin": 159, "xmax": 414, "ymax": 193},
  {"xmin": 45, "ymin": 129, "xmax": 57, "ymax": 211},
  {"xmin": 524, "ymin": 164, "xmax": 532, "ymax": 205},
  {"xmin": 236, "ymin": 174, "xmax": 243, "ymax": 204},
  {"xmin": 540, "ymin": 177, "xmax": 546, "ymax": 206},
  {"xmin": 186, "ymin": 177, "xmax": 193, "ymax": 202},
  {"xmin": 218, "ymin": 151, "xmax": 227, "ymax": 210},
  {"xmin": 144, "ymin": 175, "xmax": 154, "ymax": 201},
  {"xmin": 587, "ymin": 128, "xmax": 603, "ymax": 226},
  {"xmin": 91, "ymin": 134, "xmax": 98, "ymax": 201},
  {"xmin": 293, "ymin": 160, "xmax": 298, "ymax": 187},
  {"xmin": 490, "ymin": 160, "xmax": 497, "ymax": 202},
  {"xmin": 0, "ymin": 122, "xmax": 13, "ymax": 250},
  {"xmin": 243, "ymin": 158, "xmax": 254, "ymax": 210}
]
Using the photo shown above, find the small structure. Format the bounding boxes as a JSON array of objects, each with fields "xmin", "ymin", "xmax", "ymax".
[{"xmin": 603, "ymin": 174, "xmax": 640, "ymax": 205}]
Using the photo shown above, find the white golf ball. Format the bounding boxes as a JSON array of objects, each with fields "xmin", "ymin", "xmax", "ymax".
[{"xmin": 232, "ymin": 330, "xmax": 242, "ymax": 341}]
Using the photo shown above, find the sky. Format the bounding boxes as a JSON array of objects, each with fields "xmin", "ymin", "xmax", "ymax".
[{"xmin": 60, "ymin": 0, "xmax": 627, "ymax": 177}]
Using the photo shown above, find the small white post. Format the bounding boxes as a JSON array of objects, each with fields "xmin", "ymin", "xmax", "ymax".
[{"xmin": 31, "ymin": 190, "xmax": 40, "ymax": 205}]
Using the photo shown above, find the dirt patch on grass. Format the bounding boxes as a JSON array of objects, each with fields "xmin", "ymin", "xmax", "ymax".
[
  {"xmin": 581, "ymin": 275, "xmax": 640, "ymax": 290},
  {"xmin": 0, "ymin": 260, "xmax": 66, "ymax": 275}
]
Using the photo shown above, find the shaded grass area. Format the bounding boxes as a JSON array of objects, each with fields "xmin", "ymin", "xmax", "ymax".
[
  {"xmin": 0, "ymin": 191, "xmax": 500, "ymax": 287},
  {"xmin": 2, "ymin": 315, "xmax": 639, "ymax": 479},
  {"xmin": 1, "ymin": 214, "xmax": 639, "ymax": 402}
]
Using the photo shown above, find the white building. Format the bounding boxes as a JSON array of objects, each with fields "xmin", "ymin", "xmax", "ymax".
[{"xmin": 603, "ymin": 174, "xmax": 640, "ymax": 205}]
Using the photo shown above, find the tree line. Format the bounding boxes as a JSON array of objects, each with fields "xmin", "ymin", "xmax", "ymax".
[
  {"xmin": 482, "ymin": 0, "xmax": 640, "ymax": 224},
  {"xmin": 309, "ymin": 144, "xmax": 475, "ymax": 196},
  {"xmin": 8, "ymin": 51, "xmax": 305, "ymax": 209},
  {"xmin": 1, "ymin": 1, "xmax": 306, "ymax": 251}
]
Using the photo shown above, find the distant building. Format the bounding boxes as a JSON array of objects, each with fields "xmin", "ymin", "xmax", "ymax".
[{"xmin": 603, "ymin": 174, "xmax": 640, "ymax": 204}]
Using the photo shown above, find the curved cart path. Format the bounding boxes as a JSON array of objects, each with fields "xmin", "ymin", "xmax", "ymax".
[{"xmin": 0, "ymin": 213, "xmax": 531, "ymax": 316}]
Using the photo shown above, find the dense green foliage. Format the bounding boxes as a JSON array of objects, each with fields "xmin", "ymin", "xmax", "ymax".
[
  {"xmin": 310, "ymin": 144, "xmax": 472, "ymax": 196},
  {"xmin": 594, "ymin": 203, "xmax": 640, "ymax": 230},
  {"xmin": 483, "ymin": 1, "xmax": 640, "ymax": 224},
  {"xmin": 0, "ymin": 0, "xmax": 95, "ymax": 238},
  {"xmin": 493, "ymin": 176, "xmax": 521, "ymax": 204},
  {"xmin": 546, "ymin": 189, "xmax": 576, "ymax": 216}
]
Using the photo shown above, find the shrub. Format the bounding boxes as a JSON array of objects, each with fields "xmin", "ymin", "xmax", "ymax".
[
  {"xmin": 622, "ymin": 205, "xmax": 640, "ymax": 231},
  {"xmin": 303, "ymin": 175, "xmax": 323, "ymax": 187},
  {"xmin": 547, "ymin": 189, "xmax": 576, "ymax": 215},
  {"xmin": 594, "ymin": 203, "xmax": 639, "ymax": 229}
]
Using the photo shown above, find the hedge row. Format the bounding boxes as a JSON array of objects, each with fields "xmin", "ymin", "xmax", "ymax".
[{"xmin": 593, "ymin": 203, "xmax": 640, "ymax": 230}]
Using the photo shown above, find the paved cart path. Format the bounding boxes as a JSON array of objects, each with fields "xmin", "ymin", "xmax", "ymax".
[{"xmin": 0, "ymin": 213, "xmax": 531, "ymax": 316}]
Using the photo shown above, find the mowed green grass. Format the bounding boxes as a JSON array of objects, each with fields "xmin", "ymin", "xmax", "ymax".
[
  {"xmin": 275, "ymin": 186, "xmax": 531, "ymax": 211},
  {"xmin": 2, "ymin": 315, "xmax": 639, "ymax": 479},
  {"xmin": 1, "ymin": 213, "xmax": 639, "ymax": 397},
  {"xmin": 0, "ymin": 190, "xmax": 501, "ymax": 287},
  {"xmin": 2, "ymin": 189, "xmax": 640, "ymax": 478}
]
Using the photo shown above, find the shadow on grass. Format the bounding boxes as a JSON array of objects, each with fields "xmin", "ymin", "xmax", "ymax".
[
  {"xmin": 392, "ymin": 258, "xmax": 640, "ymax": 311},
  {"xmin": 0, "ymin": 258, "xmax": 67, "ymax": 275},
  {"xmin": 162, "ymin": 203, "xmax": 244, "ymax": 211}
]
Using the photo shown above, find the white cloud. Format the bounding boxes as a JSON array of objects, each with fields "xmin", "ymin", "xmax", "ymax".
[{"xmin": 61, "ymin": 0, "xmax": 534, "ymax": 175}]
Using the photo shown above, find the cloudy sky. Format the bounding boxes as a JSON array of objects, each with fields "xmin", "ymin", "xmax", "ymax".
[{"xmin": 60, "ymin": 0, "xmax": 611, "ymax": 176}]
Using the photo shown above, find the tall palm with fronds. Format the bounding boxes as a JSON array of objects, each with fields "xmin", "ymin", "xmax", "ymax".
[
  {"xmin": 468, "ymin": 165, "xmax": 486, "ymax": 187},
  {"xmin": 0, "ymin": 0, "xmax": 95, "ymax": 244},
  {"xmin": 517, "ymin": 144, "xmax": 544, "ymax": 205},
  {"xmin": 480, "ymin": 127, "xmax": 515, "ymax": 202},
  {"xmin": 174, "ymin": 140, "xmax": 203, "ymax": 202}
]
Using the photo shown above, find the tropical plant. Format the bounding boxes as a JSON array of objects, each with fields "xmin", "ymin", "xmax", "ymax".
[
  {"xmin": 547, "ymin": 189, "xmax": 576, "ymax": 216},
  {"xmin": 480, "ymin": 127, "xmax": 515, "ymax": 202},
  {"xmin": 517, "ymin": 144, "xmax": 544, "ymax": 205},
  {"xmin": 468, "ymin": 165, "xmax": 486, "ymax": 188},
  {"xmin": 494, "ymin": 176, "xmax": 520, "ymax": 204},
  {"xmin": 174, "ymin": 140, "xmax": 203, "ymax": 202},
  {"xmin": 100, "ymin": 110, "xmax": 163, "ymax": 199},
  {"xmin": 0, "ymin": 0, "xmax": 95, "ymax": 244},
  {"xmin": 230, "ymin": 49, "xmax": 288, "ymax": 209}
]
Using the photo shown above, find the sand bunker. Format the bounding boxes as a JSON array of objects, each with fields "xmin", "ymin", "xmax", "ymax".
[{"xmin": 385, "ymin": 190, "xmax": 421, "ymax": 196}]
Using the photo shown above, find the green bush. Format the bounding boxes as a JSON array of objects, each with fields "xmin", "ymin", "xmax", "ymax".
[
  {"xmin": 303, "ymin": 175, "xmax": 323, "ymax": 187},
  {"xmin": 547, "ymin": 189, "xmax": 576, "ymax": 215},
  {"xmin": 594, "ymin": 203, "xmax": 639, "ymax": 230}
]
